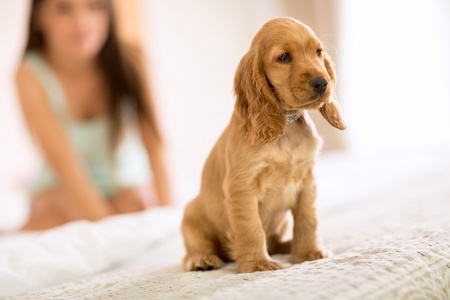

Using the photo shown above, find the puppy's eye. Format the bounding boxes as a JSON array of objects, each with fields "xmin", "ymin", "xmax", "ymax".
[
  {"xmin": 316, "ymin": 49, "xmax": 322, "ymax": 57},
  {"xmin": 277, "ymin": 53, "xmax": 292, "ymax": 63}
]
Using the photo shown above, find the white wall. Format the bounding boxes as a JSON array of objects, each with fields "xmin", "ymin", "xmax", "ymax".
[
  {"xmin": 340, "ymin": 0, "xmax": 450, "ymax": 152},
  {"xmin": 0, "ymin": 0, "xmax": 35, "ymax": 229}
]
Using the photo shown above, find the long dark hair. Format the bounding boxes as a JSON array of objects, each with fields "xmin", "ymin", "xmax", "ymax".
[{"xmin": 25, "ymin": 0, "xmax": 161, "ymax": 147}]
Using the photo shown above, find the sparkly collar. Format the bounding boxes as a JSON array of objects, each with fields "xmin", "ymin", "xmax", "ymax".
[{"xmin": 285, "ymin": 110, "xmax": 304, "ymax": 124}]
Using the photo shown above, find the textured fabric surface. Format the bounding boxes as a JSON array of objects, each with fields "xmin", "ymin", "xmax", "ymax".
[{"xmin": 6, "ymin": 164, "xmax": 450, "ymax": 300}]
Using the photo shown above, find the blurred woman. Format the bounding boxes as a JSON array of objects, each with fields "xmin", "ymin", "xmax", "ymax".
[{"xmin": 16, "ymin": 0, "xmax": 172, "ymax": 230}]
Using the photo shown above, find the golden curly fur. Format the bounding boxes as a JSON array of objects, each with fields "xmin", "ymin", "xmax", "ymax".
[{"xmin": 181, "ymin": 17, "xmax": 346, "ymax": 273}]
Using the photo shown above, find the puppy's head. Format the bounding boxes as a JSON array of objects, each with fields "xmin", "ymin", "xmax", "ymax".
[{"xmin": 234, "ymin": 17, "xmax": 346, "ymax": 146}]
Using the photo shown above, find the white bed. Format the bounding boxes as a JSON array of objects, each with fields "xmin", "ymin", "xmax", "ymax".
[{"xmin": 1, "ymin": 144, "xmax": 450, "ymax": 300}]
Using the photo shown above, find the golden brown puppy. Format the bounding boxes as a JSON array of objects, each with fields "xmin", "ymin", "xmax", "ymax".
[{"xmin": 182, "ymin": 17, "xmax": 346, "ymax": 273}]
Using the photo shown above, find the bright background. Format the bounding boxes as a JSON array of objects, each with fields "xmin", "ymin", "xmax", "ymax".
[{"xmin": 1, "ymin": 0, "xmax": 450, "ymax": 230}]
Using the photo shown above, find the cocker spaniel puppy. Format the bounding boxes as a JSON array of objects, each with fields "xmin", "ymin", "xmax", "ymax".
[{"xmin": 182, "ymin": 17, "xmax": 346, "ymax": 273}]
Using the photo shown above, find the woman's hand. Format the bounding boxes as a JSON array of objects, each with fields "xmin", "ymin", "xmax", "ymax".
[
  {"xmin": 110, "ymin": 185, "xmax": 159, "ymax": 214},
  {"xmin": 84, "ymin": 199, "xmax": 115, "ymax": 220},
  {"xmin": 139, "ymin": 118, "xmax": 173, "ymax": 206}
]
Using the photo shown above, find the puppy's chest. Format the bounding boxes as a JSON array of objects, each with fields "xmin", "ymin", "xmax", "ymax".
[
  {"xmin": 264, "ymin": 129, "xmax": 318, "ymax": 178},
  {"xmin": 256, "ymin": 139, "xmax": 317, "ymax": 204},
  {"xmin": 261, "ymin": 149, "xmax": 310, "ymax": 187}
]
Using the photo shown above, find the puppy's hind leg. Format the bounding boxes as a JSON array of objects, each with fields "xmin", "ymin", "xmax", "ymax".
[
  {"xmin": 267, "ymin": 237, "xmax": 292, "ymax": 255},
  {"xmin": 181, "ymin": 202, "xmax": 225, "ymax": 271},
  {"xmin": 267, "ymin": 217, "xmax": 292, "ymax": 255}
]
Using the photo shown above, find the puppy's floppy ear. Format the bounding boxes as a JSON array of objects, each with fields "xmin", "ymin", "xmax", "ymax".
[
  {"xmin": 323, "ymin": 52, "xmax": 336, "ymax": 85},
  {"xmin": 234, "ymin": 51, "xmax": 286, "ymax": 146},
  {"xmin": 319, "ymin": 101, "xmax": 347, "ymax": 130},
  {"xmin": 319, "ymin": 52, "xmax": 347, "ymax": 130}
]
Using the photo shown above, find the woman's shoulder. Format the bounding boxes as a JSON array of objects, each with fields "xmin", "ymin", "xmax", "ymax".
[
  {"xmin": 17, "ymin": 50, "xmax": 64, "ymax": 109},
  {"xmin": 16, "ymin": 53, "xmax": 62, "ymax": 130},
  {"xmin": 16, "ymin": 66, "xmax": 47, "ymax": 114},
  {"xmin": 21, "ymin": 50, "xmax": 43, "ymax": 69},
  {"xmin": 17, "ymin": 51, "xmax": 45, "ymax": 84},
  {"xmin": 16, "ymin": 56, "xmax": 43, "ymax": 94}
]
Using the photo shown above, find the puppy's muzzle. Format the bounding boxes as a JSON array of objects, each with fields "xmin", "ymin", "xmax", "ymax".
[{"xmin": 309, "ymin": 77, "xmax": 328, "ymax": 95}]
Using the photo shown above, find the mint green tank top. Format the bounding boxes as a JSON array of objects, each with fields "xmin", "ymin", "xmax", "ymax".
[{"xmin": 24, "ymin": 51, "xmax": 152, "ymax": 198}]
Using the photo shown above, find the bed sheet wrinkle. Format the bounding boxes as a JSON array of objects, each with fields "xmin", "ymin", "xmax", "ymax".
[{"xmin": 0, "ymin": 207, "xmax": 183, "ymax": 297}]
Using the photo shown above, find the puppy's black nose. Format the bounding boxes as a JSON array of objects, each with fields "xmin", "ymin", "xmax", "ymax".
[{"xmin": 309, "ymin": 78, "xmax": 328, "ymax": 94}]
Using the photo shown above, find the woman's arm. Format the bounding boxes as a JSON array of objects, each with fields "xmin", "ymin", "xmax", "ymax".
[
  {"xmin": 125, "ymin": 46, "xmax": 173, "ymax": 206},
  {"xmin": 16, "ymin": 65, "xmax": 113, "ymax": 220},
  {"xmin": 139, "ymin": 117, "xmax": 173, "ymax": 206}
]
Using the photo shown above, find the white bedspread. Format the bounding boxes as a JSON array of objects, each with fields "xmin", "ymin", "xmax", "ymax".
[
  {"xmin": 0, "ymin": 208, "xmax": 183, "ymax": 297},
  {"xmin": 1, "ymin": 146, "xmax": 450, "ymax": 299}
]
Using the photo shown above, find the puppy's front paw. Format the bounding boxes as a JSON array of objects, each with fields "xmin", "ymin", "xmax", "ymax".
[
  {"xmin": 290, "ymin": 247, "xmax": 332, "ymax": 264},
  {"xmin": 238, "ymin": 260, "xmax": 283, "ymax": 273},
  {"xmin": 183, "ymin": 254, "xmax": 225, "ymax": 271}
]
